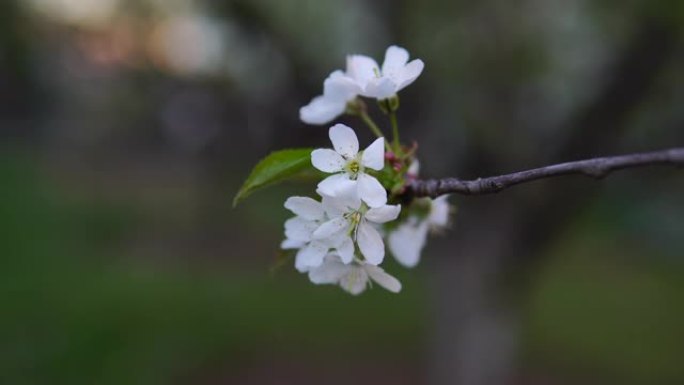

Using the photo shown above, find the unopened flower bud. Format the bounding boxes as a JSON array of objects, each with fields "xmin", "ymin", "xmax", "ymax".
[{"xmin": 345, "ymin": 98, "xmax": 365, "ymax": 116}]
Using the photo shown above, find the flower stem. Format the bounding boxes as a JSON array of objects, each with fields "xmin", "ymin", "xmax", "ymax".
[
  {"xmin": 359, "ymin": 110, "xmax": 383, "ymax": 138},
  {"xmin": 359, "ymin": 111, "xmax": 392, "ymax": 151},
  {"xmin": 389, "ymin": 111, "xmax": 400, "ymax": 152}
]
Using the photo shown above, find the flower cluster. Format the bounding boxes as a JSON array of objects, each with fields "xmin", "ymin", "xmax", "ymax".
[{"xmin": 279, "ymin": 45, "xmax": 453, "ymax": 295}]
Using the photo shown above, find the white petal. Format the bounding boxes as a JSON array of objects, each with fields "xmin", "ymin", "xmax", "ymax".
[
  {"xmin": 320, "ymin": 191, "xmax": 349, "ymax": 217},
  {"xmin": 357, "ymin": 173, "xmax": 387, "ymax": 208},
  {"xmin": 323, "ymin": 231, "xmax": 347, "ymax": 247},
  {"xmin": 339, "ymin": 266, "xmax": 369, "ymax": 295},
  {"xmin": 329, "ymin": 124, "xmax": 359, "ymax": 158},
  {"xmin": 388, "ymin": 222, "xmax": 428, "ymax": 268},
  {"xmin": 320, "ymin": 189, "xmax": 361, "ymax": 218},
  {"xmin": 284, "ymin": 217, "xmax": 318, "ymax": 242},
  {"xmin": 284, "ymin": 196, "xmax": 325, "ymax": 220},
  {"xmin": 281, "ymin": 238, "xmax": 305, "ymax": 250},
  {"xmin": 397, "ymin": 59, "xmax": 424, "ymax": 91},
  {"xmin": 381, "ymin": 46, "xmax": 409, "ymax": 77},
  {"xmin": 324, "ymin": 71, "xmax": 361, "ymax": 101},
  {"xmin": 308, "ymin": 256, "xmax": 349, "ymax": 284},
  {"xmin": 312, "ymin": 217, "xmax": 348, "ymax": 240},
  {"xmin": 364, "ymin": 77, "xmax": 397, "ymax": 100},
  {"xmin": 299, "ymin": 95, "xmax": 346, "ymax": 125},
  {"xmin": 317, "ymin": 173, "xmax": 357, "ymax": 198},
  {"xmin": 345, "ymin": 54, "xmax": 379, "ymax": 86},
  {"xmin": 429, "ymin": 196, "xmax": 450, "ymax": 227},
  {"xmin": 365, "ymin": 204, "xmax": 401, "ymax": 223},
  {"xmin": 361, "ymin": 137, "xmax": 385, "ymax": 170},
  {"xmin": 294, "ymin": 241, "xmax": 328, "ymax": 272},
  {"xmin": 311, "ymin": 149, "xmax": 345, "ymax": 173},
  {"xmin": 365, "ymin": 264, "xmax": 402, "ymax": 293},
  {"xmin": 335, "ymin": 236, "xmax": 355, "ymax": 264},
  {"xmin": 356, "ymin": 222, "xmax": 385, "ymax": 265},
  {"xmin": 327, "ymin": 69, "xmax": 358, "ymax": 84}
]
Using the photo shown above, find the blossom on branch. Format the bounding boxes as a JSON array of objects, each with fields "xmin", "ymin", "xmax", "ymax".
[
  {"xmin": 299, "ymin": 45, "xmax": 424, "ymax": 125},
  {"xmin": 313, "ymin": 189, "xmax": 400, "ymax": 265},
  {"xmin": 388, "ymin": 196, "xmax": 451, "ymax": 268},
  {"xmin": 311, "ymin": 124, "xmax": 387, "ymax": 207},
  {"xmin": 244, "ymin": 43, "xmax": 461, "ymax": 295},
  {"xmin": 346, "ymin": 45, "xmax": 424, "ymax": 100}
]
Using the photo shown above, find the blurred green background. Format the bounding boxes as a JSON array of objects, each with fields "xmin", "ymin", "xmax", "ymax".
[{"xmin": 1, "ymin": 1, "xmax": 683, "ymax": 384}]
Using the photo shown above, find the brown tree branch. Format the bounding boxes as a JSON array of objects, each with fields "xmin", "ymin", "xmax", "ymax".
[{"xmin": 407, "ymin": 147, "xmax": 684, "ymax": 198}]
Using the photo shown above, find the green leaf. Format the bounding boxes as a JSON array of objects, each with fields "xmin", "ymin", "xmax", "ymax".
[{"xmin": 233, "ymin": 148, "xmax": 314, "ymax": 207}]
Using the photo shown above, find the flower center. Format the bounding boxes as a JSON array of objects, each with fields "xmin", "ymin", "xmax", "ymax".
[
  {"xmin": 345, "ymin": 159, "xmax": 362, "ymax": 179},
  {"xmin": 344, "ymin": 210, "xmax": 362, "ymax": 234},
  {"xmin": 343, "ymin": 204, "xmax": 368, "ymax": 240},
  {"xmin": 350, "ymin": 211, "xmax": 362, "ymax": 225}
]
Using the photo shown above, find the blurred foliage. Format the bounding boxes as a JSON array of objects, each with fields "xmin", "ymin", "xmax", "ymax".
[
  {"xmin": 0, "ymin": 151, "xmax": 425, "ymax": 384},
  {"xmin": 525, "ymin": 224, "xmax": 684, "ymax": 383}
]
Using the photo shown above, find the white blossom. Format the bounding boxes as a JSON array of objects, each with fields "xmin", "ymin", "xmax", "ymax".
[
  {"xmin": 300, "ymin": 71, "xmax": 361, "ymax": 125},
  {"xmin": 388, "ymin": 195, "xmax": 451, "ymax": 268},
  {"xmin": 308, "ymin": 254, "xmax": 402, "ymax": 295},
  {"xmin": 346, "ymin": 45, "xmax": 424, "ymax": 100},
  {"xmin": 282, "ymin": 196, "xmax": 354, "ymax": 272},
  {"xmin": 299, "ymin": 46, "xmax": 424, "ymax": 124},
  {"xmin": 427, "ymin": 195, "xmax": 450, "ymax": 228},
  {"xmin": 311, "ymin": 189, "xmax": 400, "ymax": 265},
  {"xmin": 311, "ymin": 124, "xmax": 387, "ymax": 207}
]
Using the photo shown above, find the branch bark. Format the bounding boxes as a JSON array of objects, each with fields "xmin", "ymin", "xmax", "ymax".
[{"xmin": 407, "ymin": 147, "xmax": 684, "ymax": 198}]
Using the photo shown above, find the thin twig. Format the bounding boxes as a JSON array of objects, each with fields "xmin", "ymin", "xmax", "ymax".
[
  {"xmin": 389, "ymin": 111, "xmax": 400, "ymax": 151},
  {"xmin": 358, "ymin": 110, "xmax": 384, "ymax": 138},
  {"xmin": 406, "ymin": 147, "xmax": 684, "ymax": 198}
]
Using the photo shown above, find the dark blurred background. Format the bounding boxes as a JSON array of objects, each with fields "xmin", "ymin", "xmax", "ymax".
[{"xmin": 1, "ymin": 1, "xmax": 683, "ymax": 384}]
